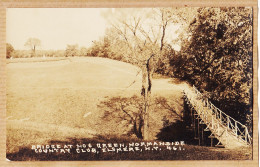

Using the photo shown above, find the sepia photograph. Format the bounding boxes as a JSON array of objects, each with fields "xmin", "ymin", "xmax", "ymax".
[{"xmin": 5, "ymin": 7, "xmax": 254, "ymax": 161}]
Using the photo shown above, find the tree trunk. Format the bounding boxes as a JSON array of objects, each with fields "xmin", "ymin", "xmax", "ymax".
[
  {"xmin": 133, "ymin": 115, "xmax": 144, "ymax": 139},
  {"xmin": 141, "ymin": 66, "xmax": 148, "ymax": 140},
  {"xmin": 141, "ymin": 55, "xmax": 154, "ymax": 140},
  {"xmin": 32, "ymin": 45, "xmax": 36, "ymax": 57}
]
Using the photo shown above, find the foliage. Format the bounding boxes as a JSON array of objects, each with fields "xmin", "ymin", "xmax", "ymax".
[
  {"xmin": 24, "ymin": 38, "xmax": 41, "ymax": 56},
  {"xmin": 79, "ymin": 47, "xmax": 89, "ymax": 57},
  {"xmin": 89, "ymin": 8, "xmax": 197, "ymax": 66},
  {"xmin": 10, "ymin": 50, "xmax": 65, "ymax": 58},
  {"xmin": 170, "ymin": 7, "xmax": 253, "ymax": 125},
  {"xmin": 90, "ymin": 8, "xmax": 204, "ymax": 139},
  {"xmin": 10, "ymin": 50, "xmax": 31, "ymax": 58},
  {"xmin": 6, "ymin": 43, "xmax": 14, "ymax": 59},
  {"xmin": 65, "ymin": 44, "xmax": 79, "ymax": 57},
  {"xmin": 89, "ymin": 37, "xmax": 113, "ymax": 58}
]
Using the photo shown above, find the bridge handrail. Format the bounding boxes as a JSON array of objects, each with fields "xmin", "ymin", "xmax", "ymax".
[{"xmin": 186, "ymin": 85, "xmax": 252, "ymax": 145}]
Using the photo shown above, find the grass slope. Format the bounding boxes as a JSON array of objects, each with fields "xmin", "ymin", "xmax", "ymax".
[{"xmin": 6, "ymin": 57, "xmax": 251, "ymax": 160}]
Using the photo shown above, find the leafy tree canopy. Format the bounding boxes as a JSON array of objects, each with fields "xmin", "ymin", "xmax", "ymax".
[
  {"xmin": 6, "ymin": 43, "xmax": 14, "ymax": 59},
  {"xmin": 175, "ymin": 7, "xmax": 253, "ymax": 125}
]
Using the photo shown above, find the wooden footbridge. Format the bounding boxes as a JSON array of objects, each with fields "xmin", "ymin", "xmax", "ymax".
[{"xmin": 183, "ymin": 86, "xmax": 252, "ymax": 149}]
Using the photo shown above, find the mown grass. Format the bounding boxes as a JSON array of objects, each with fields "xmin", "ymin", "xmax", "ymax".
[
  {"xmin": 6, "ymin": 134, "xmax": 252, "ymax": 161},
  {"xmin": 6, "ymin": 57, "xmax": 252, "ymax": 161},
  {"xmin": 6, "ymin": 57, "xmax": 68, "ymax": 64}
]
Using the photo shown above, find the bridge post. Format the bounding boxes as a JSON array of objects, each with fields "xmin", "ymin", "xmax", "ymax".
[
  {"xmin": 235, "ymin": 121, "xmax": 238, "ymax": 137},
  {"xmin": 201, "ymin": 125, "xmax": 204, "ymax": 145},
  {"xmin": 245, "ymin": 127, "xmax": 248, "ymax": 143},
  {"xmin": 193, "ymin": 112, "xmax": 196, "ymax": 138},
  {"xmin": 225, "ymin": 127, "xmax": 228, "ymax": 145},
  {"xmin": 220, "ymin": 110, "xmax": 222, "ymax": 123},
  {"xmin": 212, "ymin": 115, "xmax": 214, "ymax": 129},
  {"xmin": 197, "ymin": 117, "xmax": 200, "ymax": 146},
  {"xmin": 227, "ymin": 117, "xmax": 230, "ymax": 128}
]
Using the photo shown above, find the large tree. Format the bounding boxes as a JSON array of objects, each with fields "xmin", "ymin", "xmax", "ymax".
[
  {"xmin": 102, "ymin": 8, "xmax": 195, "ymax": 140},
  {"xmin": 175, "ymin": 7, "xmax": 253, "ymax": 126},
  {"xmin": 24, "ymin": 38, "xmax": 41, "ymax": 57}
]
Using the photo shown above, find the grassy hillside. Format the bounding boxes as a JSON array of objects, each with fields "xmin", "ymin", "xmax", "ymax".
[{"xmin": 6, "ymin": 57, "xmax": 251, "ymax": 160}]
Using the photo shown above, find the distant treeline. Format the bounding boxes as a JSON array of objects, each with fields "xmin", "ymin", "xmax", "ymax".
[
  {"xmin": 6, "ymin": 44, "xmax": 92, "ymax": 58},
  {"xmin": 7, "ymin": 49, "xmax": 65, "ymax": 58}
]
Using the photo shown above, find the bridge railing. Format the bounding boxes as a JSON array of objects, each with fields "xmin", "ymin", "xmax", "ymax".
[{"xmin": 191, "ymin": 85, "xmax": 252, "ymax": 145}]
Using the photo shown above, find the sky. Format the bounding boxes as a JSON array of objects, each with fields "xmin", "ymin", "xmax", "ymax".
[
  {"xmin": 6, "ymin": 8, "xmax": 108, "ymax": 50},
  {"xmin": 6, "ymin": 8, "xmax": 181, "ymax": 51}
]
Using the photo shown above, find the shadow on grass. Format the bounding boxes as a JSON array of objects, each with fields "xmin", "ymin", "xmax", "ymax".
[
  {"xmin": 6, "ymin": 133, "xmax": 252, "ymax": 161},
  {"xmin": 6, "ymin": 96, "xmax": 252, "ymax": 161},
  {"xmin": 156, "ymin": 120, "xmax": 196, "ymax": 144}
]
